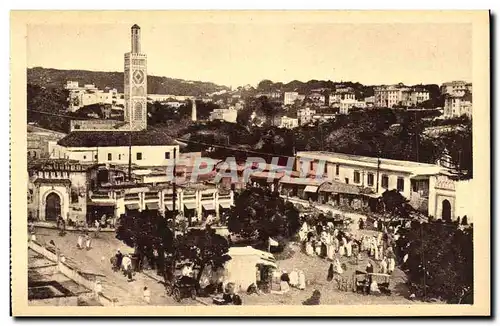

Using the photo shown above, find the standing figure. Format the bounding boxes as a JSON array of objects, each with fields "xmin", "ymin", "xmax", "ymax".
[
  {"xmin": 77, "ymin": 234, "xmax": 83, "ymax": 249},
  {"xmin": 298, "ymin": 270, "xmax": 306, "ymax": 290},
  {"xmin": 143, "ymin": 286, "xmax": 151, "ymax": 304},
  {"xmin": 85, "ymin": 234, "xmax": 92, "ymax": 250},
  {"xmin": 345, "ymin": 240, "xmax": 353, "ymax": 258}
]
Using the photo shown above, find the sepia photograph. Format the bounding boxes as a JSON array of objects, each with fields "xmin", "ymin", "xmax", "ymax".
[{"xmin": 10, "ymin": 10, "xmax": 490, "ymax": 316}]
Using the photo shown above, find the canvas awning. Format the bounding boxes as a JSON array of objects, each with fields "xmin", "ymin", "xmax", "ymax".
[
  {"xmin": 184, "ymin": 202, "xmax": 197, "ymax": 210},
  {"xmin": 202, "ymin": 203, "xmax": 215, "ymax": 211},
  {"xmin": 145, "ymin": 202, "xmax": 159, "ymax": 210},
  {"xmin": 219, "ymin": 202, "xmax": 232, "ymax": 209},
  {"xmin": 165, "ymin": 203, "xmax": 173, "ymax": 211},
  {"xmin": 318, "ymin": 181, "xmax": 361, "ymax": 195},
  {"xmin": 125, "ymin": 203, "xmax": 140, "ymax": 210},
  {"xmin": 304, "ymin": 185, "xmax": 319, "ymax": 193}
]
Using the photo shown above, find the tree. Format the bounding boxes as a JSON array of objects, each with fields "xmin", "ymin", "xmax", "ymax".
[
  {"xmin": 116, "ymin": 209, "xmax": 175, "ymax": 276},
  {"xmin": 227, "ymin": 187, "xmax": 301, "ymax": 250},
  {"xmin": 380, "ymin": 189, "xmax": 412, "ymax": 220},
  {"xmin": 174, "ymin": 226, "xmax": 231, "ymax": 283},
  {"xmin": 396, "ymin": 221, "xmax": 473, "ymax": 303}
]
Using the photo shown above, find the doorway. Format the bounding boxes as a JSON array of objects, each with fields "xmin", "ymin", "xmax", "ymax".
[
  {"xmin": 45, "ymin": 192, "xmax": 61, "ymax": 221},
  {"xmin": 442, "ymin": 199, "xmax": 451, "ymax": 222}
]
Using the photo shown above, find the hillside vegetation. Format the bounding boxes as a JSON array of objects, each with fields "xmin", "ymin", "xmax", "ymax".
[{"xmin": 27, "ymin": 67, "xmax": 230, "ymax": 96}]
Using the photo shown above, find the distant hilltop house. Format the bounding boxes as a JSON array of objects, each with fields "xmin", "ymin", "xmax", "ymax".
[
  {"xmin": 374, "ymin": 83, "xmax": 430, "ymax": 108},
  {"xmin": 283, "ymin": 91, "xmax": 306, "ymax": 106},
  {"xmin": 209, "ymin": 106, "xmax": 237, "ymax": 123},
  {"xmin": 443, "ymin": 90, "xmax": 472, "ymax": 118},
  {"xmin": 440, "ymin": 80, "xmax": 473, "ymax": 95},
  {"xmin": 329, "ymin": 87, "xmax": 356, "ymax": 106},
  {"xmin": 65, "ymin": 81, "xmax": 123, "ymax": 112}
]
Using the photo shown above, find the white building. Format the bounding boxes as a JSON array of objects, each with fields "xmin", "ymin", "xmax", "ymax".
[
  {"xmin": 295, "ymin": 151, "xmax": 470, "ymax": 221},
  {"xmin": 278, "ymin": 116, "xmax": 299, "ymax": 129},
  {"xmin": 440, "ymin": 81, "xmax": 473, "ymax": 95},
  {"xmin": 209, "ymin": 107, "xmax": 237, "ymax": 123},
  {"xmin": 298, "ymin": 107, "xmax": 317, "ymax": 125},
  {"xmin": 65, "ymin": 81, "xmax": 120, "ymax": 112},
  {"xmin": 329, "ymin": 89, "xmax": 355, "ymax": 105},
  {"xmin": 444, "ymin": 91, "xmax": 472, "ymax": 118},
  {"xmin": 51, "ymin": 131, "xmax": 179, "ymax": 167},
  {"xmin": 339, "ymin": 99, "xmax": 366, "ymax": 114},
  {"xmin": 284, "ymin": 92, "xmax": 300, "ymax": 105}
]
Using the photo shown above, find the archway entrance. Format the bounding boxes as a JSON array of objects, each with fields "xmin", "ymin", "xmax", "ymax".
[
  {"xmin": 45, "ymin": 192, "xmax": 61, "ymax": 221},
  {"xmin": 442, "ymin": 199, "xmax": 451, "ymax": 222}
]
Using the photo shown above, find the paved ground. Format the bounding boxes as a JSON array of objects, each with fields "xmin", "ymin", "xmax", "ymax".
[{"xmin": 33, "ymin": 228, "xmax": 199, "ymax": 306}]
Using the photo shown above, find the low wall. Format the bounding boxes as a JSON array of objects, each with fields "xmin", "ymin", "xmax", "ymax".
[
  {"xmin": 28, "ymin": 240, "xmax": 116, "ymax": 306},
  {"xmin": 28, "ymin": 296, "xmax": 79, "ymax": 306}
]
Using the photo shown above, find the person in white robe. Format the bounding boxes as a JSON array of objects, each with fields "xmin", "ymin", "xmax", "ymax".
[
  {"xmin": 298, "ymin": 270, "xmax": 306, "ymax": 290},
  {"xmin": 373, "ymin": 219, "xmax": 378, "ymax": 230},
  {"xmin": 345, "ymin": 240, "xmax": 352, "ymax": 257},
  {"xmin": 370, "ymin": 280, "xmax": 381, "ymax": 294},
  {"xmin": 334, "ymin": 258, "xmax": 343, "ymax": 274},
  {"xmin": 315, "ymin": 240, "xmax": 322, "ymax": 256},
  {"xmin": 77, "ymin": 234, "xmax": 83, "ymax": 249},
  {"xmin": 121, "ymin": 255, "xmax": 132, "ymax": 272},
  {"xmin": 85, "ymin": 234, "xmax": 92, "ymax": 250},
  {"xmin": 289, "ymin": 270, "xmax": 299, "ymax": 288},
  {"xmin": 333, "ymin": 237, "xmax": 340, "ymax": 253},
  {"xmin": 305, "ymin": 241, "xmax": 314, "ymax": 256}
]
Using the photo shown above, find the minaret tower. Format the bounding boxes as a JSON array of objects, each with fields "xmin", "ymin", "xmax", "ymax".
[
  {"xmin": 191, "ymin": 98, "xmax": 197, "ymax": 121},
  {"xmin": 124, "ymin": 24, "xmax": 147, "ymax": 131}
]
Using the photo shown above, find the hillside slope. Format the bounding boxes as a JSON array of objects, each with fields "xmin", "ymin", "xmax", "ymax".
[{"xmin": 27, "ymin": 67, "xmax": 230, "ymax": 96}]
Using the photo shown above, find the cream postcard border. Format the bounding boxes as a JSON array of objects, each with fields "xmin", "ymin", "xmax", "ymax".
[{"xmin": 10, "ymin": 10, "xmax": 490, "ymax": 316}]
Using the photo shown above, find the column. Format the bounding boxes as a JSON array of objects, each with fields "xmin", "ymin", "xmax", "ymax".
[
  {"xmin": 198, "ymin": 190, "xmax": 203, "ymax": 221},
  {"xmin": 215, "ymin": 191, "xmax": 219, "ymax": 219}
]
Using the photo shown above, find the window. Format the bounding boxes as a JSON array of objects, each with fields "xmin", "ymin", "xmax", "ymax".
[
  {"xmin": 118, "ymin": 154, "xmax": 121, "ymax": 160},
  {"xmin": 381, "ymin": 175, "xmax": 389, "ymax": 189},
  {"xmin": 165, "ymin": 152, "xmax": 170, "ymax": 159},
  {"xmin": 345, "ymin": 178, "xmax": 349, "ymax": 184},
  {"xmin": 108, "ymin": 153, "xmax": 112, "ymax": 161},
  {"xmin": 136, "ymin": 152, "xmax": 142, "ymax": 160},
  {"xmin": 367, "ymin": 173, "xmax": 374, "ymax": 186},
  {"xmin": 83, "ymin": 155, "xmax": 86, "ymax": 160},
  {"xmin": 397, "ymin": 177, "xmax": 405, "ymax": 192},
  {"xmin": 324, "ymin": 162, "xmax": 328, "ymax": 175},
  {"xmin": 94, "ymin": 154, "xmax": 97, "ymax": 160},
  {"xmin": 353, "ymin": 171, "xmax": 360, "ymax": 184},
  {"xmin": 310, "ymin": 161, "xmax": 314, "ymax": 172},
  {"xmin": 33, "ymin": 152, "xmax": 36, "ymax": 158},
  {"xmin": 335, "ymin": 164, "xmax": 340, "ymax": 176}
]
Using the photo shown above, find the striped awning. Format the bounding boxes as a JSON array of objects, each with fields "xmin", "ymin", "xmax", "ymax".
[
  {"xmin": 125, "ymin": 203, "xmax": 140, "ymax": 210},
  {"xmin": 145, "ymin": 202, "xmax": 159, "ymax": 210}
]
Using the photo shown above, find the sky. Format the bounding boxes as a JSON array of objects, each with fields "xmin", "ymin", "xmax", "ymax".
[{"xmin": 27, "ymin": 23, "xmax": 472, "ymax": 88}]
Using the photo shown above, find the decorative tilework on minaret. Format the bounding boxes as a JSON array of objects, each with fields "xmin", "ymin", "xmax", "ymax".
[{"xmin": 124, "ymin": 24, "xmax": 147, "ymax": 131}]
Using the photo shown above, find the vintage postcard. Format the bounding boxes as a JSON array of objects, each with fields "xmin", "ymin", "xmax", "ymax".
[{"xmin": 10, "ymin": 10, "xmax": 490, "ymax": 316}]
